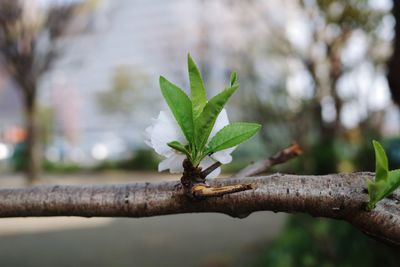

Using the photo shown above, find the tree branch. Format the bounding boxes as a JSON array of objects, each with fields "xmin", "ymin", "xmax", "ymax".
[
  {"xmin": 0, "ymin": 172, "xmax": 398, "ymax": 247},
  {"xmin": 201, "ymin": 161, "xmax": 222, "ymax": 178},
  {"xmin": 233, "ymin": 143, "xmax": 303, "ymax": 177}
]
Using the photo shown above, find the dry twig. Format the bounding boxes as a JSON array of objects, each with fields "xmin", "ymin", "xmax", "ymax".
[{"xmin": 233, "ymin": 143, "xmax": 303, "ymax": 177}]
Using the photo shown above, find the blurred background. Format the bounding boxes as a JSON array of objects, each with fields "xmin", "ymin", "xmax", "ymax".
[{"xmin": 0, "ymin": 0, "xmax": 398, "ymax": 266}]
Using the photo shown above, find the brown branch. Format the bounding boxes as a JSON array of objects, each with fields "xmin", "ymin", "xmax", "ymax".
[
  {"xmin": 0, "ymin": 172, "xmax": 398, "ymax": 247},
  {"xmin": 233, "ymin": 143, "xmax": 303, "ymax": 177},
  {"xmin": 201, "ymin": 161, "xmax": 222, "ymax": 178}
]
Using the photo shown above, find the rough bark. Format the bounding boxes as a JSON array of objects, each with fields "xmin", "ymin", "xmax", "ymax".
[{"xmin": 0, "ymin": 172, "xmax": 399, "ymax": 247}]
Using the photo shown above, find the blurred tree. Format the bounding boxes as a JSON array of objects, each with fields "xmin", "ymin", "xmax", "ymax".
[
  {"xmin": 0, "ymin": 0, "xmax": 83, "ymax": 183},
  {"xmin": 227, "ymin": 0, "xmax": 389, "ymax": 174},
  {"xmin": 297, "ymin": 0, "xmax": 387, "ymax": 173},
  {"xmin": 96, "ymin": 66, "xmax": 148, "ymax": 119}
]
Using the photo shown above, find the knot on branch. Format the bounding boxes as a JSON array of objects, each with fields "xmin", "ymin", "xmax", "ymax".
[{"xmin": 180, "ymin": 159, "xmax": 254, "ymax": 199}]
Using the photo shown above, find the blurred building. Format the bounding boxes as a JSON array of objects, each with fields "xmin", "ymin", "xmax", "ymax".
[{"xmin": 0, "ymin": 0, "xmax": 396, "ymax": 165}]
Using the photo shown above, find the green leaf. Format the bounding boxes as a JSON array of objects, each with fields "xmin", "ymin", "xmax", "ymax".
[
  {"xmin": 230, "ymin": 72, "xmax": 237, "ymax": 86},
  {"xmin": 367, "ymin": 140, "xmax": 400, "ymax": 210},
  {"xmin": 208, "ymin": 122, "xmax": 261, "ymax": 153},
  {"xmin": 167, "ymin": 141, "xmax": 190, "ymax": 156},
  {"xmin": 372, "ymin": 140, "xmax": 388, "ymax": 182},
  {"xmin": 188, "ymin": 54, "xmax": 207, "ymax": 118},
  {"xmin": 194, "ymin": 84, "xmax": 239, "ymax": 151},
  {"xmin": 159, "ymin": 76, "xmax": 194, "ymax": 143},
  {"xmin": 387, "ymin": 169, "xmax": 400, "ymax": 196},
  {"xmin": 368, "ymin": 169, "xmax": 400, "ymax": 210}
]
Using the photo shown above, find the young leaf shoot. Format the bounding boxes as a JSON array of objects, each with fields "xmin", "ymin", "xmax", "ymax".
[
  {"xmin": 367, "ymin": 140, "xmax": 400, "ymax": 210},
  {"xmin": 156, "ymin": 54, "xmax": 261, "ymax": 170}
]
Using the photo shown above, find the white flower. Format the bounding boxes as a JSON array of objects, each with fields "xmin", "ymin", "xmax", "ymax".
[{"xmin": 145, "ymin": 109, "xmax": 235, "ymax": 178}]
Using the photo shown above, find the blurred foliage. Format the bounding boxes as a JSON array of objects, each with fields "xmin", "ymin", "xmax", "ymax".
[
  {"xmin": 316, "ymin": 0, "xmax": 385, "ymax": 31},
  {"xmin": 10, "ymin": 141, "xmax": 26, "ymax": 172},
  {"xmin": 254, "ymin": 215, "xmax": 397, "ymax": 267},
  {"xmin": 94, "ymin": 149, "xmax": 159, "ymax": 171},
  {"xmin": 96, "ymin": 66, "xmax": 148, "ymax": 117},
  {"xmin": 384, "ymin": 137, "xmax": 400, "ymax": 169},
  {"xmin": 221, "ymin": 157, "xmax": 248, "ymax": 173},
  {"xmin": 10, "ymin": 104, "xmax": 54, "ymax": 172},
  {"xmin": 43, "ymin": 160, "xmax": 83, "ymax": 173},
  {"xmin": 40, "ymin": 149, "xmax": 159, "ymax": 173},
  {"xmin": 38, "ymin": 105, "xmax": 55, "ymax": 147}
]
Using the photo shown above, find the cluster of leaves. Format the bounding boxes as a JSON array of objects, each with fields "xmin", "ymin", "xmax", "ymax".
[
  {"xmin": 159, "ymin": 54, "xmax": 261, "ymax": 166},
  {"xmin": 368, "ymin": 140, "xmax": 400, "ymax": 210}
]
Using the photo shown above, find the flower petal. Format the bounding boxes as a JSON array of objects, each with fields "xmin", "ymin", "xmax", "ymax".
[
  {"xmin": 206, "ymin": 167, "xmax": 221, "ymax": 179},
  {"xmin": 146, "ymin": 111, "xmax": 186, "ymax": 157},
  {"xmin": 208, "ymin": 108, "xmax": 229, "ymax": 141},
  {"xmin": 211, "ymin": 148, "xmax": 235, "ymax": 164},
  {"xmin": 158, "ymin": 153, "xmax": 186, "ymax": 173}
]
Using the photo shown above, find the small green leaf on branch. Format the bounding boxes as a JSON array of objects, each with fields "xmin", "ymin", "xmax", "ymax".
[{"xmin": 367, "ymin": 140, "xmax": 400, "ymax": 210}]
